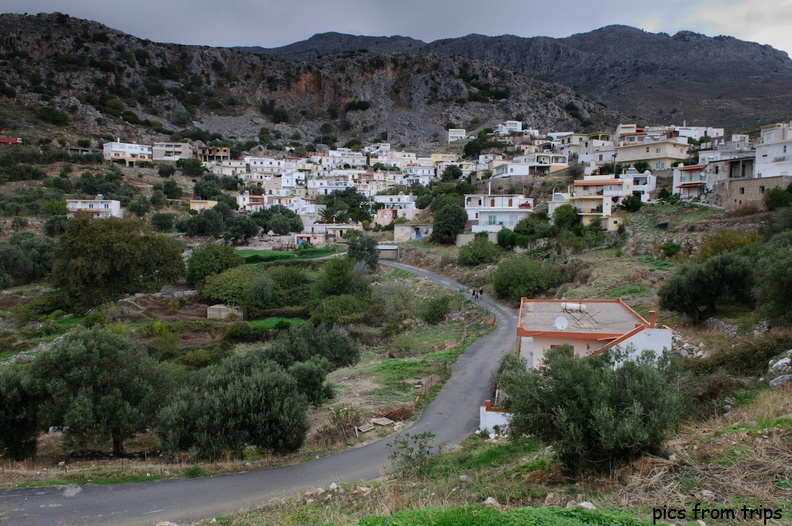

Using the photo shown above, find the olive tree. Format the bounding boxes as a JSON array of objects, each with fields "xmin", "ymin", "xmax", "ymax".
[{"xmin": 26, "ymin": 327, "xmax": 170, "ymax": 455}]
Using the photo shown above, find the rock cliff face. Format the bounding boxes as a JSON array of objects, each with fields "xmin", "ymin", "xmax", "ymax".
[
  {"xmin": 251, "ymin": 25, "xmax": 792, "ymax": 130},
  {"xmin": 0, "ymin": 13, "xmax": 621, "ymax": 147}
]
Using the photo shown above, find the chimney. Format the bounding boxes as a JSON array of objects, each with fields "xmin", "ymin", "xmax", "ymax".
[
  {"xmin": 485, "ymin": 400, "xmax": 492, "ymax": 411},
  {"xmin": 649, "ymin": 310, "xmax": 656, "ymax": 328}
]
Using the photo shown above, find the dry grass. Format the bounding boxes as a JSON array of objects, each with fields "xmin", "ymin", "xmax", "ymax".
[{"xmin": 599, "ymin": 386, "xmax": 792, "ymax": 520}]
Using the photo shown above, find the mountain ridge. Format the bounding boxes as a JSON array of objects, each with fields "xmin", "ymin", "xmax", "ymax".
[{"xmin": 240, "ymin": 25, "xmax": 792, "ymax": 129}]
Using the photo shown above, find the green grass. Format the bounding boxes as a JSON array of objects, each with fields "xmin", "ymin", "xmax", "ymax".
[
  {"xmin": 0, "ymin": 349, "xmax": 16, "ymax": 361},
  {"xmin": 237, "ymin": 247, "xmax": 339, "ymax": 264},
  {"xmin": 636, "ymin": 256, "xmax": 674, "ymax": 272},
  {"xmin": 7, "ymin": 471, "xmax": 164, "ymax": 488},
  {"xmin": 357, "ymin": 505, "xmax": 652, "ymax": 526},
  {"xmin": 49, "ymin": 316, "xmax": 85, "ymax": 328},
  {"xmin": 248, "ymin": 318, "xmax": 305, "ymax": 330},
  {"xmin": 605, "ymin": 285, "xmax": 649, "ymax": 298}
]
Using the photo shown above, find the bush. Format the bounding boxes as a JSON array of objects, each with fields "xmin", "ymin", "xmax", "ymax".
[
  {"xmin": 763, "ymin": 186, "xmax": 792, "ymax": 211},
  {"xmin": 658, "ymin": 253, "xmax": 754, "ymax": 322},
  {"xmin": 44, "ymin": 215, "xmax": 68, "ymax": 236},
  {"xmin": 619, "ymin": 195, "xmax": 643, "ymax": 212},
  {"xmin": 754, "ymin": 244, "xmax": 792, "ymax": 326},
  {"xmin": 312, "ymin": 257, "xmax": 368, "ymax": 299},
  {"xmin": 458, "ymin": 235, "xmax": 499, "ymax": 266},
  {"xmin": 347, "ymin": 236, "xmax": 378, "ymax": 270},
  {"xmin": 150, "ymin": 213, "xmax": 174, "ymax": 232},
  {"xmin": 311, "ymin": 294, "xmax": 369, "ymax": 326},
  {"xmin": 659, "ymin": 242, "xmax": 681, "ymax": 258},
  {"xmin": 686, "ymin": 330, "xmax": 792, "ymax": 377},
  {"xmin": 500, "ymin": 347, "xmax": 684, "ymax": 474},
  {"xmin": 158, "ymin": 354, "xmax": 309, "ymax": 459},
  {"xmin": 157, "ymin": 164, "xmax": 176, "ymax": 178},
  {"xmin": 187, "ymin": 244, "xmax": 244, "ymax": 287},
  {"xmin": 491, "ymin": 256, "xmax": 560, "ymax": 300},
  {"xmin": 418, "ymin": 295, "xmax": 452, "ymax": 325},
  {"xmin": 268, "ymin": 322, "xmax": 360, "ymax": 369},
  {"xmin": 200, "ymin": 264, "xmax": 267, "ymax": 305},
  {"xmin": 36, "ymin": 106, "xmax": 69, "ymax": 126},
  {"xmin": 0, "ymin": 368, "xmax": 39, "ymax": 460}
]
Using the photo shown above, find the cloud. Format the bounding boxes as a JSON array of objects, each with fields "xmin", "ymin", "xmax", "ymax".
[{"xmin": 683, "ymin": 0, "xmax": 792, "ymax": 53}]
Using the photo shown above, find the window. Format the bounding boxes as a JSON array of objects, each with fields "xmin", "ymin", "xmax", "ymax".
[
  {"xmin": 760, "ymin": 186, "xmax": 765, "ymax": 193},
  {"xmin": 739, "ymin": 187, "xmax": 745, "ymax": 195}
]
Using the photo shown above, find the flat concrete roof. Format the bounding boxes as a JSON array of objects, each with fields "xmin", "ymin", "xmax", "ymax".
[{"xmin": 518, "ymin": 299, "xmax": 649, "ymax": 339}]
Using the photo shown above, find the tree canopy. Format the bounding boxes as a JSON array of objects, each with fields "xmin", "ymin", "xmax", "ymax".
[
  {"xmin": 26, "ymin": 327, "xmax": 170, "ymax": 455},
  {"xmin": 500, "ymin": 346, "xmax": 684, "ymax": 474},
  {"xmin": 50, "ymin": 215, "xmax": 184, "ymax": 310},
  {"xmin": 430, "ymin": 204, "xmax": 467, "ymax": 244},
  {"xmin": 186, "ymin": 243, "xmax": 244, "ymax": 287}
]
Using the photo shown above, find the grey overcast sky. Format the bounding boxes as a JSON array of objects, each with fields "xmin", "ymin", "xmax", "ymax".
[{"xmin": 2, "ymin": 0, "xmax": 792, "ymax": 56}]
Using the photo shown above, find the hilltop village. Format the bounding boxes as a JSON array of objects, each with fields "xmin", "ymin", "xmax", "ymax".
[{"xmin": 65, "ymin": 119, "xmax": 786, "ymax": 240}]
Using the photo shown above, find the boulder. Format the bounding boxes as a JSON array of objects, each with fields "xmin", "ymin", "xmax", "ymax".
[{"xmin": 769, "ymin": 375, "xmax": 792, "ymax": 390}]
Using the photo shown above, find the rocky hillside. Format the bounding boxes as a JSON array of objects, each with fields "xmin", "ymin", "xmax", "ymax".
[
  {"xmin": 250, "ymin": 25, "xmax": 792, "ymax": 130},
  {"xmin": 0, "ymin": 13, "xmax": 621, "ymax": 149}
]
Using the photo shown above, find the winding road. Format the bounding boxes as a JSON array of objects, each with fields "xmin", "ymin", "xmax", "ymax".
[{"xmin": 0, "ymin": 261, "xmax": 518, "ymax": 526}]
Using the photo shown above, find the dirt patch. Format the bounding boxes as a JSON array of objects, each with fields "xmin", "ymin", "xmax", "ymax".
[{"xmin": 121, "ymin": 294, "xmax": 214, "ymax": 322}]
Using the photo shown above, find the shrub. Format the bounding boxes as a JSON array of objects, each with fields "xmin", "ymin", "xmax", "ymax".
[
  {"xmin": 312, "ymin": 257, "xmax": 368, "ymax": 299},
  {"xmin": 347, "ymin": 236, "xmax": 378, "ymax": 270},
  {"xmin": 491, "ymin": 256, "xmax": 560, "ymax": 300},
  {"xmin": 224, "ymin": 321, "xmax": 252, "ymax": 342},
  {"xmin": 36, "ymin": 106, "xmax": 69, "ymax": 126},
  {"xmin": 311, "ymin": 294, "xmax": 369, "ymax": 326},
  {"xmin": 659, "ymin": 242, "xmax": 681, "ymax": 258},
  {"xmin": 619, "ymin": 195, "xmax": 643, "ymax": 212},
  {"xmin": 200, "ymin": 264, "xmax": 267, "ymax": 305},
  {"xmin": 187, "ymin": 244, "xmax": 244, "ymax": 287},
  {"xmin": 418, "ymin": 295, "xmax": 452, "ymax": 325},
  {"xmin": 150, "ymin": 213, "xmax": 174, "ymax": 232},
  {"xmin": 686, "ymin": 330, "xmax": 792, "ymax": 377},
  {"xmin": 763, "ymin": 186, "xmax": 792, "ymax": 211},
  {"xmin": 692, "ymin": 229, "xmax": 758, "ymax": 262},
  {"xmin": 458, "ymin": 235, "xmax": 499, "ymax": 266},
  {"xmin": 754, "ymin": 244, "xmax": 792, "ymax": 326},
  {"xmin": 158, "ymin": 354, "xmax": 309, "ymax": 459},
  {"xmin": 386, "ymin": 432, "xmax": 435, "ymax": 475},
  {"xmin": 0, "ymin": 368, "xmax": 39, "ymax": 460},
  {"xmin": 500, "ymin": 347, "xmax": 684, "ymax": 474},
  {"xmin": 268, "ymin": 323, "xmax": 359, "ymax": 369},
  {"xmin": 157, "ymin": 164, "xmax": 176, "ymax": 178},
  {"xmin": 658, "ymin": 253, "xmax": 754, "ymax": 322}
]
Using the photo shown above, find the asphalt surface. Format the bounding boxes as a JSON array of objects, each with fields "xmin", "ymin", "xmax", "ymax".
[{"xmin": 0, "ymin": 261, "xmax": 518, "ymax": 526}]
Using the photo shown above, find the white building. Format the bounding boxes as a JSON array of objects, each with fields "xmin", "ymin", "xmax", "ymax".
[
  {"xmin": 464, "ymin": 194, "xmax": 534, "ymax": 232},
  {"xmin": 373, "ymin": 193, "xmax": 419, "ymax": 227},
  {"xmin": 516, "ymin": 299, "xmax": 672, "ymax": 369},
  {"xmin": 448, "ymin": 129, "xmax": 467, "ymax": 143},
  {"xmin": 103, "ymin": 139, "xmax": 152, "ymax": 166},
  {"xmin": 495, "ymin": 121, "xmax": 523, "ymax": 136},
  {"xmin": 66, "ymin": 195, "xmax": 123, "ymax": 218},
  {"xmin": 755, "ymin": 122, "xmax": 792, "ymax": 178},
  {"xmin": 246, "ymin": 157, "xmax": 285, "ymax": 175}
]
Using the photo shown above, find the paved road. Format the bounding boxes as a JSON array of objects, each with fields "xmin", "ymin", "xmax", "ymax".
[{"xmin": 0, "ymin": 261, "xmax": 518, "ymax": 526}]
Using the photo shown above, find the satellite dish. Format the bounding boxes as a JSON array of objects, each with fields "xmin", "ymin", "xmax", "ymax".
[{"xmin": 554, "ymin": 316, "xmax": 569, "ymax": 330}]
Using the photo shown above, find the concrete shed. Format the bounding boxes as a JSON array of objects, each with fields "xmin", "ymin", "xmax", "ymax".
[{"xmin": 207, "ymin": 304, "xmax": 244, "ymax": 320}]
